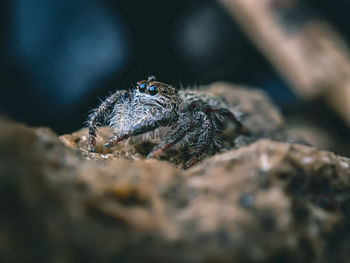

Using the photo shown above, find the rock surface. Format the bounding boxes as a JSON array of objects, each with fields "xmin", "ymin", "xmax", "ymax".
[{"xmin": 1, "ymin": 84, "xmax": 350, "ymax": 263}]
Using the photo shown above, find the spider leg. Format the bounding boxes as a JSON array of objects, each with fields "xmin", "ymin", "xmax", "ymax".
[
  {"xmin": 145, "ymin": 105, "xmax": 219, "ymax": 168},
  {"xmin": 184, "ymin": 148, "xmax": 205, "ymax": 169},
  {"xmin": 147, "ymin": 110, "xmax": 217, "ymax": 168},
  {"xmin": 190, "ymin": 102, "xmax": 249, "ymax": 136},
  {"xmin": 105, "ymin": 114, "xmax": 177, "ymax": 148},
  {"xmin": 143, "ymin": 102, "xmax": 220, "ymax": 168},
  {"xmin": 216, "ymin": 108, "xmax": 250, "ymax": 136},
  {"xmin": 184, "ymin": 111, "xmax": 218, "ymax": 169},
  {"xmin": 146, "ymin": 115, "xmax": 194, "ymax": 158},
  {"xmin": 87, "ymin": 90, "xmax": 129, "ymax": 152}
]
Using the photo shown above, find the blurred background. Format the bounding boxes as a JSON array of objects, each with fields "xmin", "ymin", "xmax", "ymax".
[{"xmin": 0, "ymin": 0, "xmax": 349, "ymax": 155}]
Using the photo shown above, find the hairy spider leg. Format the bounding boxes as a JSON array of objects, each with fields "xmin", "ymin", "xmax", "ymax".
[
  {"xmin": 184, "ymin": 110, "xmax": 218, "ymax": 169},
  {"xmin": 147, "ymin": 106, "xmax": 217, "ymax": 164},
  {"xmin": 217, "ymin": 108, "xmax": 250, "ymax": 136},
  {"xmin": 105, "ymin": 114, "xmax": 177, "ymax": 149},
  {"xmin": 146, "ymin": 109, "xmax": 218, "ymax": 168},
  {"xmin": 146, "ymin": 114, "xmax": 196, "ymax": 158},
  {"xmin": 87, "ymin": 90, "xmax": 129, "ymax": 152},
  {"xmin": 189, "ymin": 102, "xmax": 249, "ymax": 136}
]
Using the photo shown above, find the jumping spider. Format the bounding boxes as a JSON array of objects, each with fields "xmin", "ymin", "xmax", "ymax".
[{"xmin": 87, "ymin": 76, "xmax": 249, "ymax": 168}]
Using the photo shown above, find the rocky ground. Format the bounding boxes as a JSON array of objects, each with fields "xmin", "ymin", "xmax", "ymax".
[{"xmin": 0, "ymin": 82, "xmax": 350, "ymax": 263}]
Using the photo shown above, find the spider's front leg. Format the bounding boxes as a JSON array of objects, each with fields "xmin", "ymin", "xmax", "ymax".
[
  {"xmin": 87, "ymin": 90, "xmax": 129, "ymax": 152},
  {"xmin": 105, "ymin": 114, "xmax": 177, "ymax": 149},
  {"xmin": 147, "ymin": 110, "xmax": 218, "ymax": 169},
  {"xmin": 146, "ymin": 114, "xmax": 194, "ymax": 158}
]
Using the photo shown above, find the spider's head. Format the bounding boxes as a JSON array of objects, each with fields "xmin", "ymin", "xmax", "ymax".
[{"xmin": 135, "ymin": 76, "xmax": 179, "ymax": 108}]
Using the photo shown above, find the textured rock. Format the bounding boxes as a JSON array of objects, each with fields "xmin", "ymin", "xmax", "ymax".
[
  {"xmin": 1, "ymin": 117, "xmax": 350, "ymax": 263},
  {"xmin": 0, "ymin": 84, "xmax": 350, "ymax": 263}
]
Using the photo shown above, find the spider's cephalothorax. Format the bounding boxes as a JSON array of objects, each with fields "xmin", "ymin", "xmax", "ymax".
[{"xmin": 87, "ymin": 76, "xmax": 249, "ymax": 168}]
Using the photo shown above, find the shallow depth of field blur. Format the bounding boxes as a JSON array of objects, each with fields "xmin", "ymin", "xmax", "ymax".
[{"xmin": 0, "ymin": 0, "xmax": 349, "ymax": 155}]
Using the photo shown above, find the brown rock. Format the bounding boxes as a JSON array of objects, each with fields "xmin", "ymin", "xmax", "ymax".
[
  {"xmin": 0, "ymin": 82, "xmax": 349, "ymax": 263},
  {"xmin": 1, "ymin": 113, "xmax": 350, "ymax": 263}
]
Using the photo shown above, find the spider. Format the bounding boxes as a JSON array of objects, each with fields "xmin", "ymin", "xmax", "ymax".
[{"xmin": 87, "ymin": 76, "xmax": 249, "ymax": 168}]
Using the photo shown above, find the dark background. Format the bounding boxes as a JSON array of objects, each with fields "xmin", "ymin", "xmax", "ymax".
[{"xmin": 0, "ymin": 0, "xmax": 349, "ymax": 150}]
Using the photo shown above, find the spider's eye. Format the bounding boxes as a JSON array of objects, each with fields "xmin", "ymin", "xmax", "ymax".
[
  {"xmin": 148, "ymin": 85, "xmax": 158, "ymax": 96},
  {"xmin": 161, "ymin": 88, "xmax": 167, "ymax": 94},
  {"xmin": 139, "ymin": 83, "xmax": 147, "ymax": 93}
]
